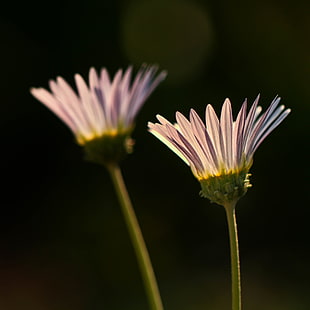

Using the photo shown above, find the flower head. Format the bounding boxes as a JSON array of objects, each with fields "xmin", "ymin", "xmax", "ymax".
[
  {"xmin": 148, "ymin": 95, "xmax": 290, "ymax": 205},
  {"xmin": 31, "ymin": 65, "xmax": 167, "ymax": 165}
]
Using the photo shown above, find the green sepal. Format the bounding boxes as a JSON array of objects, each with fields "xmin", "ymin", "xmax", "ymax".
[
  {"xmin": 199, "ymin": 169, "xmax": 252, "ymax": 206},
  {"xmin": 83, "ymin": 132, "xmax": 134, "ymax": 166}
]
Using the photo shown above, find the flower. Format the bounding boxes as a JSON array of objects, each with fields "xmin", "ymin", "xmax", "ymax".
[
  {"xmin": 31, "ymin": 65, "xmax": 167, "ymax": 165},
  {"xmin": 148, "ymin": 95, "xmax": 291, "ymax": 205}
]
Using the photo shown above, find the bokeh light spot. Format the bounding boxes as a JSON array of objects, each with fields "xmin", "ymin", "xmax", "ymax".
[{"xmin": 121, "ymin": 0, "xmax": 214, "ymax": 84}]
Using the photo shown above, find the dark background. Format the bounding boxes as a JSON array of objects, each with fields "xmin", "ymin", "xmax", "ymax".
[{"xmin": 0, "ymin": 0, "xmax": 309, "ymax": 309}]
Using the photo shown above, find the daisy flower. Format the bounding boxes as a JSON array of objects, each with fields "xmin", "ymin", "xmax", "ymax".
[
  {"xmin": 148, "ymin": 95, "xmax": 290, "ymax": 205},
  {"xmin": 31, "ymin": 65, "xmax": 167, "ymax": 165}
]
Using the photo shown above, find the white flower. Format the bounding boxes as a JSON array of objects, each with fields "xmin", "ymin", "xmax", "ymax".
[
  {"xmin": 148, "ymin": 95, "xmax": 290, "ymax": 204},
  {"xmin": 31, "ymin": 65, "xmax": 167, "ymax": 145}
]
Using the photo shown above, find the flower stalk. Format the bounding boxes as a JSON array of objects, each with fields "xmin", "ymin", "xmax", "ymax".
[
  {"xmin": 224, "ymin": 201, "xmax": 241, "ymax": 310},
  {"xmin": 107, "ymin": 163, "xmax": 164, "ymax": 310}
]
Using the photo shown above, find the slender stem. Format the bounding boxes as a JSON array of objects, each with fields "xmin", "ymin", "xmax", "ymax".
[
  {"xmin": 107, "ymin": 163, "xmax": 164, "ymax": 310},
  {"xmin": 224, "ymin": 201, "xmax": 241, "ymax": 310}
]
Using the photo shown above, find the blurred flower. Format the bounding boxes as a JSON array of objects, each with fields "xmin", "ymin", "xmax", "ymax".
[
  {"xmin": 31, "ymin": 65, "xmax": 166, "ymax": 165},
  {"xmin": 148, "ymin": 95, "xmax": 290, "ymax": 205},
  {"xmin": 31, "ymin": 66, "xmax": 167, "ymax": 309}
]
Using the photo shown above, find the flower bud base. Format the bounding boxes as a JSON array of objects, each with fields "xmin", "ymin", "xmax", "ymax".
[
  {"xmin": 83, "ymin": 133, "xmax": 134, "ymax": 166},
  {"xmin": 199, "ymin": 170, "xmax": 252, "ymax": 206}
]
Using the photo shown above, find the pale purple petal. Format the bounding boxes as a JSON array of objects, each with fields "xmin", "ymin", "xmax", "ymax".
[
  {"xmin": 250, "ymin": 106, "xmax": 291, "ymax": 154},
  {"xmin": 119, "ymin": 66, "xmax": 133, "ymax": 118},
  {"xmin": 171, "ymin": 127, "xmax": 205, "ymax": 174},
  {"xmin": 88, "ymin": 67, "xmax": 107, "ymax": 129},
  {"xmin": 233, "ymin": 99, "xmax": 247, "ymax": 165},
  {"xmin": 99, "ymin": 68, "xmax": 112, "ymax": 97},
  {"xmin": 245, "ymin": 96, "xmax": 281, "ymax": 155},
  {"xmin": 189, "ymin": 109, "xmax": 218, "ymax": 172},
  {"xmin": 126, "ymin": 66, "xmax": 167, "ymax": 124},
  {"xmin": 30, "ymin": 87, "xmax": 78, "ymax": 133},
  {"xmin": 156, "ymin": 114, "xmax": 174, "ymax": 126},
  {"xmin": 31, "ymin": 64, "xmax": 166, "ymax": 143},
  {"xmin": 107, "ymin": 69, "xmax": 123, "ymax": 128},
  {"xmin": 175, "ymin": 111, "xmax": 212, "ymax": 172},
  {"xmin": 149, "ymin": 94, "xmax": 290, "ymax": 180},
  {"xmin": 49, "ymin": 79, "xmax": 90, "ymax": 135},
  {"xmin": 205, "ymin": 104, "xmax": 224, "ymax": 162},
  {"xmin": 148, "ymin": 122, "xmax": 190, "ymax": 165},
  {"xmin": 242, "ymin": 95, "xmax": 260, "ymax": 151},
  {"xmin": 75, "ymin": 73, "xmax": 102, "ymax": 134},
  {"xmin": 220, "ymin": 99, "xmax": 233, "ymax": 169}
]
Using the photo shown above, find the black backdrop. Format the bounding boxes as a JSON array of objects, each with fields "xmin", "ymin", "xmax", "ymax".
[{"xmin": 0, "ymin": 0, "xmax": 309, "ymax": 309}]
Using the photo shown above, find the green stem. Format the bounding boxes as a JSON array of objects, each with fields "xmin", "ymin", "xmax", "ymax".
[
  {"xmin": 224, "ymin": 201, "xmax": 241, "ymax": 310},
  {"xmin": 107, "ymin": 163, "xmax": 164, "ymax": 310}
]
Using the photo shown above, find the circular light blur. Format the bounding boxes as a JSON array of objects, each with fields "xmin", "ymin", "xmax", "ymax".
[{"xmin": 121, "ymin": 0, "xmax": 214, "ymax": 84}]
